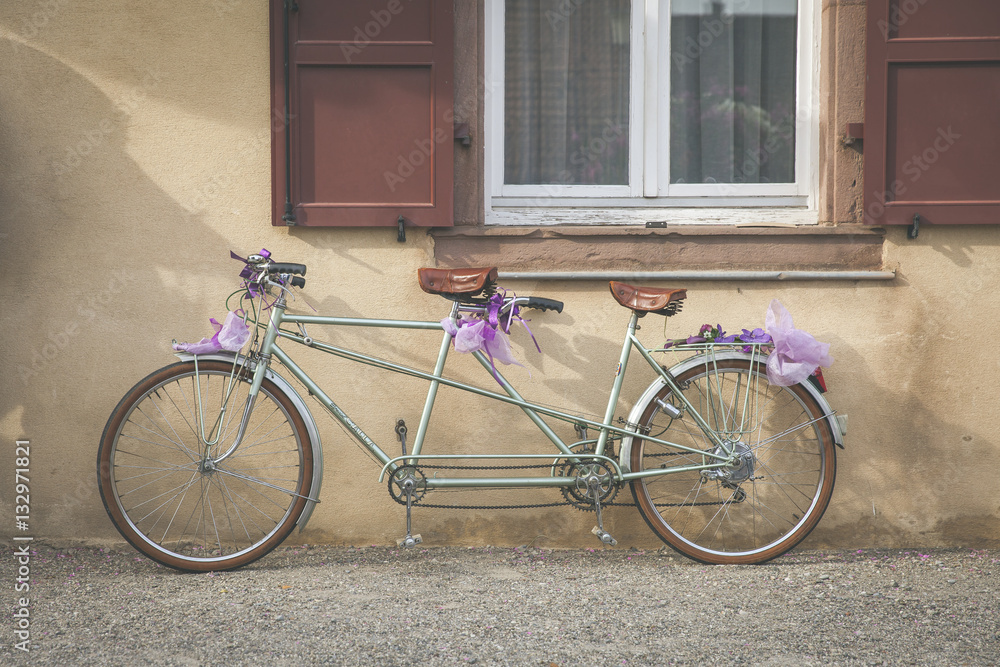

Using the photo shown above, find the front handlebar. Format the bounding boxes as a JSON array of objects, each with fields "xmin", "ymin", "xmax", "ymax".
[{"xmin": 268, "ymin": 262, "xmax": 307, "ymax": 276}]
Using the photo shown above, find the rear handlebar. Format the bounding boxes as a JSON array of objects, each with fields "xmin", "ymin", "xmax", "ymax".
[{"xmin": 523, "ymin": 297, "xmax": 563, "ymax": 313}]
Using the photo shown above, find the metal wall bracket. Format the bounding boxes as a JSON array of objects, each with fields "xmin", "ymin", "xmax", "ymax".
[
  {"xmin": 397, "ymin": 215, "xmax": 407, "ymax": 243},
  {"xmin": 842, "ymin": 122, "xmax": 864, "ymax": 147},
  {"xmin": 908, "ymin": 214, "xmax": 920, "ymax": 239}
]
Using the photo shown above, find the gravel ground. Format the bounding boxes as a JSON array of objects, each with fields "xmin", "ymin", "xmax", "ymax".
[{"xmin": 3, "ymin": 544, "xmax": 998, "ymax": 665}]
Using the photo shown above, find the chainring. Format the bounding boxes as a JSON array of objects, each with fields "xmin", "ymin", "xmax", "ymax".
[
  {"xmin": 387, "ymin": 466, "xmax": 428, "ymax": 506},
  {"xmin": 559, "ymin": 458, "xmax": 619, "ymax": 511}
]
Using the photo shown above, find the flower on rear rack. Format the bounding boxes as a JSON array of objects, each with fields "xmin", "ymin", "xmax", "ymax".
[
  {"xmin": 739, "ymin": 328, "xmax": 771, "ymax": 344},
  {"xmin": 737, "ymin": 327, "xmax": 772, "ymax": 353},
  {"xmin": 661, "ymin": 303, "xmax": 832, "ymax": 387},
  {"xmin": 667, "ymin": 324, "xmax": 737, "ymax": 348}
]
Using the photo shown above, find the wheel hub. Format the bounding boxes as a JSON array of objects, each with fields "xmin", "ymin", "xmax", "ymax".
[{"xmin": 703, "ymin": 440, "xmax": 756, "ymax": 484}]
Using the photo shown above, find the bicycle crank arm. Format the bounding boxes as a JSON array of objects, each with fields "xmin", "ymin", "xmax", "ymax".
[{"xmin": 587, "ymin": 472, "xmax": 617, "ymax": 547}]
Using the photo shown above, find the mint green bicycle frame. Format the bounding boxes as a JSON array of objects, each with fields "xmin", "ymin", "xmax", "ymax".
[{"xmin": 240, "ymin": 292, "xmax": 738, "ymax": 491}]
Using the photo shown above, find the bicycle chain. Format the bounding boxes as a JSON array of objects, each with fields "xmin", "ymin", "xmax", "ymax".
[
  {"xmin": 387, "ymin": 460, "xmax": 632, "ymax": 510},
  {"xmin": 386, "ymin": 454, "xmax": 737, "ymax": 509}
]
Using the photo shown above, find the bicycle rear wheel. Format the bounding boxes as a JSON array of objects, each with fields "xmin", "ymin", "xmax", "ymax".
[
  {"xmin": 98, "ymin": 360, "xmax": 313, "ymax": 572},
  {"xmin": 629, "ymin": 357, "xmax": 836, "ymax": 564}
]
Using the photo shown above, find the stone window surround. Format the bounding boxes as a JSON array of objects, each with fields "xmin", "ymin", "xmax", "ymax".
[{"xmin": 435, "ymin": 1, "xmax": 877, "ymax": 273}]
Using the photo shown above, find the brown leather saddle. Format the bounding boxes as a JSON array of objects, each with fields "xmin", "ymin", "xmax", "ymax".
[
  {"xmin": 417, "ymin": 267, "xmax": 498, "ymax": 298},
  {"xmin": 417, "ymin": 268, "xmax": 685, "ymax": 317},
  {"xmin": 609, "ymin": 281, "xmax": 686, "ymax": 317}
]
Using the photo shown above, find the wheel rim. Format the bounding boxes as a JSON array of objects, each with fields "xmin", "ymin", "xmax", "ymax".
[
  {"xmin": 105, "ymin": 367, "xmax": 307, "ymax": 566},
  {"xmin": 632, "ymin": 361, "xmax": 833, "ymax": 561}
]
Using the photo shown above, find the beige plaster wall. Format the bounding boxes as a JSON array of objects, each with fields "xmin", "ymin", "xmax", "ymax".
[{"xmin": 1, "ymin": 2, "xmax": 998, "ymax": 554}]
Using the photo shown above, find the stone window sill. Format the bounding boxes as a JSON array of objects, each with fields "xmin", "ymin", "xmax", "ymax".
[{"xmin": 429, "ymin": 224, "xmax": 886, "ymax": 276}]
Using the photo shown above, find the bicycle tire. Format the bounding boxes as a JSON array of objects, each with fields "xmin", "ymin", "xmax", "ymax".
[
  {"xmin": 98, "ymin": 360, "xmax": 313, "ymax": 572},
  {"xmin": 629, "ymin": 358, "xmax": 836, "ymax": 564}
]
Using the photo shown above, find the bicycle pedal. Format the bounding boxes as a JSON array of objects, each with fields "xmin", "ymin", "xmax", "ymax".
[
  {"xmin": 591, "ymin": 526, "xmax": 617, "ymax": 547},
  {"xmin": 396, "ymin": 534, "xmax": 422, "ymax": 549}
]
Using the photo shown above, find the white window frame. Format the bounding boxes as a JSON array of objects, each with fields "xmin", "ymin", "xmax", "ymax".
[{"xmin": 484, "ymin": 0, "xmax": 820, "ymax": 226}]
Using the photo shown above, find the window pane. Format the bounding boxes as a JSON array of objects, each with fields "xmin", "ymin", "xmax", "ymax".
[
  {"xmin": 504, "ymin": 0, "xmax": 630, "ymax": 185},
  {"xmin": 670, "ymin": 0, "xmax": 797, "ymax": 184}
]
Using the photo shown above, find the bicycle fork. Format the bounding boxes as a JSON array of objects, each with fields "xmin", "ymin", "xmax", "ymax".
[
  {"xmin": 190, "ymin": 355, "xmax": 260, "ymax": 469},
  {"xmin": 195, "ymin": 296, "xmax": 286, "ymax": 466}
]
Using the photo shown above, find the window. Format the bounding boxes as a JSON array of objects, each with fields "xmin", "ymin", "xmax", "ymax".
[{"xmin": 485, "ymin": 0, "xmax": 819, "ymax": 225}]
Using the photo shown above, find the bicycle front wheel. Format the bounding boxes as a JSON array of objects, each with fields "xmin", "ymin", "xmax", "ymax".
[
  {"xmin": 629, "ymin": 358, "xmax": 836, "ymax": 564},
  {"xmin": 98, "ymin": 360, "xmax": 313, "ymax": 572}
]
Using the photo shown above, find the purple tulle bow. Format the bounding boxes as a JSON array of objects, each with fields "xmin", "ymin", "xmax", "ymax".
[
  {"xmin": 173, "ymin": 311, "xmax": 250, "ymax": 354},
  {"xmin": 440, "ymin": 290, "xmax": 539, "ymax": 383},
  {"xmin": 764, "ymin": 300, "xmax": 833, "ymax": 386}
]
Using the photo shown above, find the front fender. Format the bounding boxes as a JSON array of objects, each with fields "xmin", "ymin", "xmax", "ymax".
[
  {"xmin": 618, "ymin": 351, "xmax": 845, "ymax": 474},
  {"xmin": 173, "ymin": 352, "xmax": 324, "ymax": 531}
]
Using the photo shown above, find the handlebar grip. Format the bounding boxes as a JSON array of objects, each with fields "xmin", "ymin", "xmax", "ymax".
[
  {"xmin": 290, "ymin": 276, "xmax": 306, "ymax": 288},
  {"xmin": 524, "ymin": 297, "xmax": 564, "ymax": 313},
  {"xmin": 268, "ymin": 262, "xmax": 307, "ymax": 275}
]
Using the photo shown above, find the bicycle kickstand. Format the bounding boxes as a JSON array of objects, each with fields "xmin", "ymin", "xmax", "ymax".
[{"xmin": 587, "ymin": 475, "xmax": 617, "ymax": 547}]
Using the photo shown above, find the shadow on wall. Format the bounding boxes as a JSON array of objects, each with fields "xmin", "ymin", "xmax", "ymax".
[
  {"xmin": 0, "ymin": 33, "xmax": 234, "ymax": 540},
  {"xmin": 793, "ymin": 275, "xmax": 1000, "ymax": 551},
  {"xmin": 290, "ymin": 230, "xmax": 629, "ymax": 444}
]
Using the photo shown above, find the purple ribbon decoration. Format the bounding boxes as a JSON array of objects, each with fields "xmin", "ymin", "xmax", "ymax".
[
  {"xmin": 441, "ymin": 289, "xmax": 539, "ymax": 383},
  {"xmin": 662, "ymin": 302, "xmax": 833, "ymax": 389},
  {"xmin": 173, "ymin": 310, "xmax": 251, "ymax": 354},
  {"xmin": 764, "ymin": 300, "xmax": 833, "ymax": 386}
]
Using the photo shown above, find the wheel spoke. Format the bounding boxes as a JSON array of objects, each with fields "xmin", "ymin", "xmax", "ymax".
[
  {"xmin": 98, "ymin": 361, "xmax": 311, "ymax": 571},
  {"xmin": 630, "ymin": 358, "xmax": 835, "ymax": 564}
]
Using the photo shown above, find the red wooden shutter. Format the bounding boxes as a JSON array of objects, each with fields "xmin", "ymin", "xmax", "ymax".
[
  {"xmin": 864, "ymin": 1, "xmax": 1000, "ymax": 226},
  {"xmin": 270, "ymin": 0, "xmax": 454, "ymax": 227}
]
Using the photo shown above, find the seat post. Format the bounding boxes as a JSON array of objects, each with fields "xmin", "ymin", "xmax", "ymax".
[{"xmin": 595, "ymin": 310, "xmax": 640, "ymax": 457}]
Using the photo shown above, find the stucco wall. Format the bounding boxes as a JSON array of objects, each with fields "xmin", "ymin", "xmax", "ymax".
[{"xmin": 1, "ymin": 1, "xmax": 998, "ymax": 555}]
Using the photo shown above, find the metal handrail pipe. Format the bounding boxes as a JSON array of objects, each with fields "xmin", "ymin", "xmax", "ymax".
[{"xmin": 497, "ymin": 270, "xmax": 896, "ymax": 281}]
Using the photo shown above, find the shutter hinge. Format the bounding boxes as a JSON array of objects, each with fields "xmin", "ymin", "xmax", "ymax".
[
  {"xmin": 397, "ymin": 215, "xmax": 407, "ymax": 243},
  {"xmin": 908, "ymin": 214, "xmax": 920, "ymax": 239}
]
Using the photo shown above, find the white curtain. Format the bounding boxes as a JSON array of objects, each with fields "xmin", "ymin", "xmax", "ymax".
[
  {"xmin": 670, "ymin": 1, "xmax": 797, "ymax": 184},
  {"xmin": 504, "ymin": 0, "xmax": 631, "ymax": 185}
]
